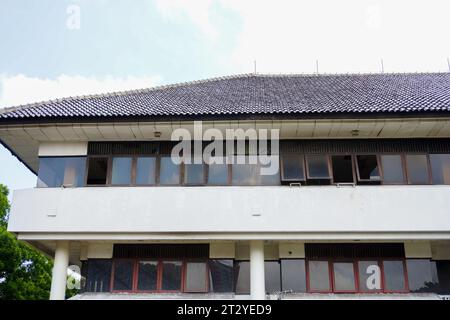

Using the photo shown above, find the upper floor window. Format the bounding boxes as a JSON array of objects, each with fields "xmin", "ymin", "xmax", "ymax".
[
  {"xmin": 86, "ymin": 157, "xmax": 108, "ymax": 185},
  {"xmin": 111, "ymin": 157, "xmax": 133, "ymax": 185},
  {"xmin": 135, "ymin": 157, "xmax": 156, "ymax": 185},
  {"xmin": 380, "ymin": 155, "xmax": 405, "ymax": 184},
  {"xmin": 356, "ymin": 155, "xmax": 381, "ymax": 183},
  {"xmin": 430, "ymin": 154, "xmax": 450, "ymax": 185},
  {"xmin": 405, "ymin": 155, "xmax": 430, "ymax": 184},
  {"xmin": 37, "ymin": 157, "xmax": 86, "ymax": 188},
  {"xmin": 331, "ymin": 155, "xmax": 354, "ymax": 184},
  {"xmin": 159, "ymin": 156, "xmax": 180, "ymax": 185}
]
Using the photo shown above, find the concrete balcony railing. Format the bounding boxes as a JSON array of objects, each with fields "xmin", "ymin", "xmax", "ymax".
[{"xmin": 7, "ymin": 185, "xmax": 450, "ymax": 235}]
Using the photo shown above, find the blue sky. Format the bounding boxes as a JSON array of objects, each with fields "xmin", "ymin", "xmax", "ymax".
[{"xmin": 1, "ymin": 0, "xmax": 450, "ymax": 197}]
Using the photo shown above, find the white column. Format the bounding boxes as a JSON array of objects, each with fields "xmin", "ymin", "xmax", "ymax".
[
  {"xmin": 250, "ymin": 240, "xmax": 265, "ymax": 300},
  {"xmin": 50, "ymin": 241, "xmax": 70, "ymax": 300}
]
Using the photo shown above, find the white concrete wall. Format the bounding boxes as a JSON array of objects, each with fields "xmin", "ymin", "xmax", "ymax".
[
  {"xmin": 38, "ymin": 142, "xmax": 87, "ymax": 156},
  {"xmin": 7, "ymin": 186, "xmax": 450, "ymax": 234}
]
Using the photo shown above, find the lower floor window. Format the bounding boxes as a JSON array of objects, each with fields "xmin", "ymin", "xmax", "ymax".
[{"xmin": 111, "ymin": 259, "xmax": 207, "ymax": 293}]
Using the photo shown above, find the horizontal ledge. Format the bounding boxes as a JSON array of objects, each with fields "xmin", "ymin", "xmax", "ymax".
[{"xmin": 16, "ymin": 231, "xmax": 450, "ymax": 241}]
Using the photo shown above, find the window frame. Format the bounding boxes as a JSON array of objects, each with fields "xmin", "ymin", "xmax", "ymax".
[
  {"xmin": 110, "ymin": 258, "xmax": 208, "ymax": 294},
  {"xmin": 280, "ymin": 154, "xmax": 306, "ymax": 182},
  {"xmin": 305, "ymin": 154, "xmax": 332, "ymax": 180},
  {"xmin": 330, "ymin": 154, "xmax": 357, "ymax": 185},
  {"xmin": 183, "ymin": 259, "xmax": 210, "ymax": 293},
  {"xmin": 355, "ymin": 154, "xmax": 382, "ymax": 183},
  {"xmin": 404, "ymin": 153, "xmax": 432, "ymax": 185},
  {"xmin": 356, "ymin": 259, "xmax": 384, "ymax": 294},
  {"xmin": 110, "ymin": 156, "xmax": 135, "ymax": 186},
  {"xmin": 331, "ymin": 260, "xmax": 359, "ymax": 293},
  {"xmin": 379, "ymin": 154, "xmax": 406, "ymax": 185},
  {"xmin": 134, "ymin": 156, "xmax": 158, "ymax": 186},
  {"xmin": 306, "ymin": 259, "xmax": 333, "ymax": 293},
  {"xmin": 85, "ymin": 155, "xmax": 111, "ymax": 186},
  {"xmin": 381, "ymin": 259, "xmax": 410, "ymax": 293}
]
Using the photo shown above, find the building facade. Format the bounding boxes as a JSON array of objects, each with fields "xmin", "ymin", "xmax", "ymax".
[{"xmin": 1, "ymin": 73, "xmax": 450, "ymax": 299}]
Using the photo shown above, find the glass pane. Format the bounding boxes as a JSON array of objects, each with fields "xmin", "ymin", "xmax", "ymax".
[
  {"xmin": 111, "ymin": 157, "xmax": 132, "ymax": 185},
  {"xmin": 185, "ymin": 262, "xmax": 207, "ymax": 292},
  {"xmin": 207, "ymin": 158, "xmax": 228, "ymax": 185},
  {"xmin": 406, "ymin": 259, "xmax": 439, "ymax": 293},
  {"xmin": 232, "ymin": 157, "xmax": 259, "ymax": 185},
  {"xmin": 282, "ymin": 155, "xmax": 305, "ymax": 181},
  {"xmin": 185, "ymin": 163, "xmax": 204, "ymax": 185},
  {"xmin": 381, "ymin": 155, "xmax": 404, "ymax": 184},
  {"xmin": 306, "ymin": 155, "xmax": 330, "ymax": 179},
  {"xmin": 161, "ymin": 261, "xmax": 182, "ymax": 291},
  {"xmin": 159, "ymin": 157, "xmax": 180, "ymax": 185},
  {"xmin": 37, "ymin": 157, "xmax": 86, "ymax": 187},
  {"xmin": 265, "ymin": 261, "xmax": 281, "ymax": 293},
  {"xmin": 406, "ymin": 155, "xmax": 430, "ymax": 184},
  {"xmin": 113, "ymin": 260, "xmax": 134, "ymax": 291},
  {"xmin": 333, "ymin": 262, "xmax": 356, "ymax": 291},
  {"xmin": 357, "ymin": 155, "xmax": 381, "ymax": 181},
  {"xmin": 281, "ymin": 259, "xmax": 306, "ymax": 293},
  {"xmin": 137, "ymin": 261, "xmax": 158, "ymax": 291},
  {"xmin": 308, "ymin": 261, "xmax": 330, "ymax": 292},
  {"xmin": 260, "ymin": 161, "xmax": 281, "ymax": 185},
  {"xmin": 209, "ymin": 260, "xmax": 234, "ymax": 292},
  {"xmin": 358, "ymin": 261, "xmax": 382, "ymax": 292},
  {"xmin": 234, "ymin": 261, "xmax": 250, "ymax": 294},
  {"xmin": 136, "ymin": 157, "xmax": 156, "ymax": 185},
  {"xmin": 331, "ymin": 155, "xmax": 354, "ymax": 183},
  {"xmin": 383, "ymin": 260, "xmax": 406, "ymax": 291},
  {"xmin": 86, "ymin": 260, "xmax": 112, "ymax": 292},
  {"xmin": 430, "ymin": 154, "xmax": 450, "ymax": 184},
  {"xmin": 87, "ymin": 157, "xmax": 109, "ymax": 185}
]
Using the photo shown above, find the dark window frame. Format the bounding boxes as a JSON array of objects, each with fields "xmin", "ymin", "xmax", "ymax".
[
  {"xmin": 330, "ymin": 154, "xmax": 357, "ymax": 185},
  {"xmin": 110, "ymin": 258, "xmax": 209, "ymax": 294},
  {"xmin": 306, "ymin": 258, "xmax": 409, "ymax": 294},
  {"xmin": 280, "ymin": 154, "xmax": 306, "ymax": 182},
  {"xmin": 135, "ymin": 156, "xmax": 158, "ymax": 186},
  {"xmin": 355, "ymin": 154, "xmax": 382, "ymax": 183},
  {"xmin": 305, "ymin": 154, "xmax": 332, "ymax": 180}
]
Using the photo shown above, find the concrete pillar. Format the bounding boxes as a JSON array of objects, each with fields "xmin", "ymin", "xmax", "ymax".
[
  {"xmin": 250, "ymin": 240, "xmax": 265, "ymax": 300},
  {"xmin": 50, "ymin": 241, "xmax": 70, "ymax": 300}
]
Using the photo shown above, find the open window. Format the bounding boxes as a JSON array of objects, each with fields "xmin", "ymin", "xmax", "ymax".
[
  {"xmin": 356, "ymin": 155, "xmax": 381, "ymax": 184},
  {"xmin": 281, "ymin": 154, "xmax": 305, "ymax": 184},
  {"xmin": 305, "ymin": 155, "xmax": 331, "ymax": 185},
  {"xmin": 86, "ymin": 157, "xmax": 109, "ymax": 185},
  {"xmin": 331, "ymin": 155, "xmax": 354, "ymax": 184}
]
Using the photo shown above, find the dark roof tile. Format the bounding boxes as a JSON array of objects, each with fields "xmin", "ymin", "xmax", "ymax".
[{"xmin": 1, "ymin": 73, "xmax": 450, "ymax": 121}]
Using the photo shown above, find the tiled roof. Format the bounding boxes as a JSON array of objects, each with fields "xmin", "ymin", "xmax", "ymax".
[{"xmin": 1, "ymin": 73, "xmax": 450, "ymax": 121}]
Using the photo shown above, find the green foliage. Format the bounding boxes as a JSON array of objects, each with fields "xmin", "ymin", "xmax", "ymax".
[
  {"xmin": 0, "ymin": 184, "xmax": 55, "ymax": 300},
  {"xmin": 0, "ymin": 184, "xmax": 10, "ymax": 227}
]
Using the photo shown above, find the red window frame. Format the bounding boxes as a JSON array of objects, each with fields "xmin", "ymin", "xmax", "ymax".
[
  {"xmin": 110, "ymin": 258, "xmax": 209, "ymax": 294},
  {"xmin": 306, "ymin": 258, "xmax": 409, "ymax": 294}
]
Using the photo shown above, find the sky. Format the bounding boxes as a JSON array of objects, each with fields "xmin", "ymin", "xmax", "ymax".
[{"xmin": 1, "ymin": 0, "xmax": 450, "ymax": 198}]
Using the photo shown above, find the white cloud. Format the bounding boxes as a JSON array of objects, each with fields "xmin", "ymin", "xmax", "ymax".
[
  {"xmin": 220, "ymin": 0, "xmax": 450, "ymax": 74},
  {"xmin": 154, "ymin": 0, "xmax": 218, "ymax": 40},
  {"xmin": 0, "ymin": 74, "xmax": 162, "ymax": 108}
]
